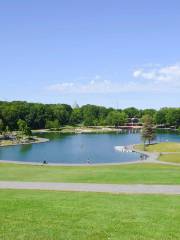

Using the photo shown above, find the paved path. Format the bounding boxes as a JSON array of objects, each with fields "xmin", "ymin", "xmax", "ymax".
[
  {"xmin": 131, "ymin": 145, "xmax": 160, "ymax": 161},
  {"xmin": 131, "ymin": 145, "xmax": 180, "ymax": 166},
  {"xmin": 1, "ymin": 181, "xmax": 180, "ymax": 195},
  {"xmin": 0, "ymin": 159, "xmax": 153, "ymax": 166}
]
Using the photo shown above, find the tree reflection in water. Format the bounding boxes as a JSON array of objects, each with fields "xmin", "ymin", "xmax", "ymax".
[{"xmin": 20, "ymin": 144, "xmax": 32, "ymax": 155}]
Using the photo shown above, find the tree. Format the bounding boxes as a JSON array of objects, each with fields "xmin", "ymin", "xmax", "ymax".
[
  {"xmin": 4, "ymin": 126, "xmax": 10, "ymax": 139},
  {"xmin": 141, "ymin": 115, "xmax": 156, "ymax": 150},
  {"xmin": 106, "ymin": 111, "xmax": 127, "ymax": 127},
  {"xmin": 53, "ymin": 105, "xmax": 72, "ymax": 125},
  {"xmin": 0, "ymin": 100, "xmax": 180, "ymax": 130},
  {"xmin": 45, "ymin": 120, "xmax": 60, "ymax": 129},
  {"xmin": 0, "ymin": 119, "xmax": 4, "ymax": 134},
  {"xmin": 17, "ymin": 119, "xmax": 32, "ymax": 136},
  {"xmin": 165, "ymin": 108, "xmax": 180, "ymax": 127},
  {"xmin": 81, "ymin": 104, "xmax": 99, "ymax": 126},
  {"xmin": 124, "ymin": 107, "xmax": 140, "ymax": 118},
  {"xmin": 70, "ymin": 108, "xmax": 82, "ymax": 125},
  {"xmin": 154, "ymin": 108, "xmax": 167, "ymax": 125},
  {"xmin": 23, "ymin": 126, "xmax": 32, "ymax": 136},
  {"xmin": 143, "ymin": 109, "xmax": 156, "ymax": 117}
]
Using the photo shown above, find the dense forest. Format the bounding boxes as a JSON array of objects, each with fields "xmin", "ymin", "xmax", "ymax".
[{"xmin": 0, "ymin": 101, "xmax": 180, "ymax": 130}]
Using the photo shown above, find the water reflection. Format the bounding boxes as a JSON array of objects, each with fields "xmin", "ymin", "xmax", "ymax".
[
  {"xmin": 0, "ymin": 132, "xmax": 179, "ymax": 164},
  {"xmin": 20, "ymin": 144, "xmax": 32, "ymax": 155}
]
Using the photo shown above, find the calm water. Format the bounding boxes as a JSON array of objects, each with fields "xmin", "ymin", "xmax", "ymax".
[{"xmin": 0, "ymin": 132, "xmax": 180, "ymax": 164}]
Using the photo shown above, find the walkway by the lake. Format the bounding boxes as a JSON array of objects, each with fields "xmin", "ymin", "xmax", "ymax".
[{"xmin": 1, "ymin": 181, "xmax": 180, "ymax": 195}]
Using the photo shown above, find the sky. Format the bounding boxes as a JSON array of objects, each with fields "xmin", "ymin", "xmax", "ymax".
[{"xmin": 0, "ymin": 0, "xmax": 180, "ymax": 109}]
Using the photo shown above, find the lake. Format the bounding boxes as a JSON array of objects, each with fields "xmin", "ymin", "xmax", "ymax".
[{"xmin": 0, "ymin": 132, "xmax": 180, "ymax": 164}]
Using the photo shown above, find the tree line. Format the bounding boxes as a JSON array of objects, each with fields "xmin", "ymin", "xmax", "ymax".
[{"xmin": 0, "ymin": 101, "xmax": 180, "ymax": 131}]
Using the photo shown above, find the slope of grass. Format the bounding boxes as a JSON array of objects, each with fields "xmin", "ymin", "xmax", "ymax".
[
  {"xmin": 0, "ymin": 162, "xmax": 180, "ymax": 184},
  {"xmin": 159, "ymin": 154, "xmax": 180, "ymax": 163},
  {"xmin": 0, "ymin": 190, "xmax": 180, "ymax": 240},
  {"xmin": 135, "ymin": 142, "xmax": 180, "ymax": 152}
]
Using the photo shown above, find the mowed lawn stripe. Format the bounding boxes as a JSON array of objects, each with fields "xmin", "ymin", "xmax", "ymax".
[
  {"xmin": 0, "ymin": 190, "xmax": 180, "ymax": 240},
  {"xmin": 0, "ymin": 162, "xmax": 180, "ymax": 184}
]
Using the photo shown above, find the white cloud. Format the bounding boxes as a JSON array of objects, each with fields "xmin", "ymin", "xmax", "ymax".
[
  {"xmin": 133, "ymin": 63, "xmax": 180, "ymax": 83},
  {"xmin": 47, "ymin": 78, "xmax": 113, "ymax": 94},
  {"xmin": 47, "ymin": 78, "xmax": 166, "ymax": 94},
  {"xmin": 47, "ymin": 64, "xmax": 180, "ymax": 94},
  {"xmin": 95, "ymin": 75, "xmax": 101, "ymax": 80},
  {"xmin": 48, "ymin": 82, "xmax": 75, "ymax": 91},
  {"xmin": 133, "ymin": 69, "xmax": 157, "ymax": 80}
]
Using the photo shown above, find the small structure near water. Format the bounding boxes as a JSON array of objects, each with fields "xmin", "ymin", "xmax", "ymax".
[{"xmin": 114, "ymin": 146, "xmax": 133, "ymax": 152}]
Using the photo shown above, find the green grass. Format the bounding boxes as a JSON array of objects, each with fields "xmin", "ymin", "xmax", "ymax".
[
  {"xmin": 135, "ymin": 142, "xmax": 180, "ymax": 152},
  {"xmin": 159, "ymin": 154, "xmax": 180, "ymax": 163},
  {"xmin": 0, "ymin": 162, "xmax": 180, "ymax": 184},
  {"xmin": 0, "ymin": 189, "xmax": 180, "ymax": 240}
]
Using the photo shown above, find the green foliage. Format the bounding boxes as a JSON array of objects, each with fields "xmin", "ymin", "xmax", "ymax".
[
  {"xmin": 154, "ymin": 108, "xmax": 180, "ymax": 127},
  {"xmin": 141, "ymin": 115, "xmax": 156, "ymax": 147},
  {"xmin": 23, "ymin": 126, "xmax": 32, "ymax": 136},
  {"xmin": 0, "ymin": 101, "xmax": 180, "ymax": 130},
  {"xmin": 17, "ymin": 119, "xmax": 32, "ymax": 136},
  {"xmin": 45, "ymin": 120, "xmax": 60, "ymax": 129},
  {"xmin": 106, "ymin": 111, "xmax": 127, "ymax": 126},
  {"xmin": 53, "ymin": 104, "xmax": 72, "ymax": 125},
  {"xmin": 82, "ymin": 104, "xmax": 101, "ymax": 126},
  {"xmin": 5, "ymin": 126, "xmax": 10, "ymax": 133},
  {"xmin": 70, "ymin": 108, "xmax": 82, "ymax": 125},
  {"xmin": 124, "ymin": 107, "xmax": 141, "ymax": 118},
  {"xmin": 154, "ymin": 108, "xmax": 167, "ymax": 125},
  {"xmin": 165, "ymin": 108, "xmax": 180, "ymax": 127},
  {"xmin": 0, "ymin": 119, "xmax": 4, "ymax": 134},
  {"xmin": 142, "ymin": 109, "xmax": 156, "ymax": 117}
]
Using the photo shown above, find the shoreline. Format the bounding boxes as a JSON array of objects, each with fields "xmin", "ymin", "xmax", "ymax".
[
  {"xmin": 0, "ymin": 143, "xmax": 148, "ymax": 166},
  {"xmin": 0, "ymin": 141, "xmax": 150, "ymax": 166},
  {"xmin": 32, "ymin": 126, "xmax": 179, "ymax": 134},
  {"xmin": 0, "ymin": 137, "xmax": 49, "ymax": 148},
  {"xmin": 32, "ymin": 126, "xmax": 142, "ymax": 134},
  {"xmin": 0, "ymin": 146, "xmax": 180, "ymax": 166},
  {"xmin": 0, "ymin": 144, "xmax": 163, "ymax": 166}
]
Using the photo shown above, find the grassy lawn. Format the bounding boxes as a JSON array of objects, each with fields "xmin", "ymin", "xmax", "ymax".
[
  {"xmin": 135, "ymin": 142, "xmax": 180, "ymax": 152},
  {"xmin": 0, "ymin": 162, "xmax": 180, "ymax": 184},
  {"xmin": 0, "ymin": 190, "xmax": 180, "ymax": 240},
  {"xmin": 159, "ymin": 154, "xmax": 180, "ymax": 163}
]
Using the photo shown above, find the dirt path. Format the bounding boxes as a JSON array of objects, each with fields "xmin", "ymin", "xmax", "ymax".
[{"xmin": 1, "ymin": 181, "xmax": 180, "ymax": 195}]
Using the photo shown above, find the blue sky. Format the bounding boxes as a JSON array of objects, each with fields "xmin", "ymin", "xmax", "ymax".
[{"xmin": 0, "ymin": 0, "xmax": 180, "ymax": 109}]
